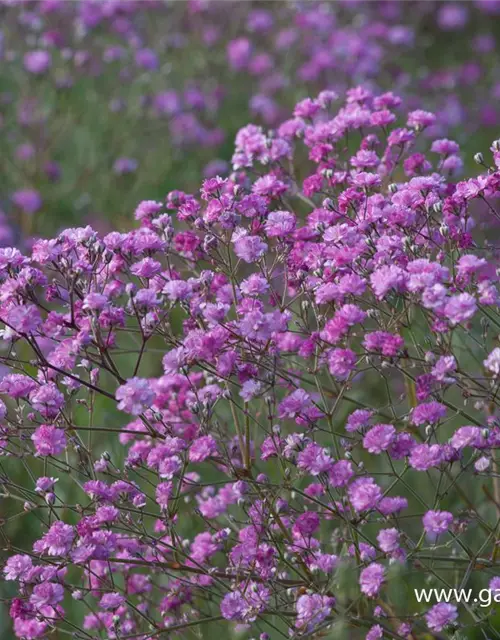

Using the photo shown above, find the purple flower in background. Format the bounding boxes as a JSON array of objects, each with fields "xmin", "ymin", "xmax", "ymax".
[
  {"xmin": 15, "ymin": 143, "xmax": 36, "ymax": 161},
  {"xmin": 227, "ymin": 37, "xmax": 252, "ymax": 70},
  {"xmin": 44, "ymin": 161, "xmax": 61, "ymax": 182},
  {"xmin": 113, "ymin": 157, "xmax": 138, "ymax": 175},
  {"xmin": 11, "ymin": 189, "xmax": 42, "ymax": 214},
  {"xmin": 24, "ymin": 50, "xmax": 51, "ymax": 74},
  {"xmin": 154, "ymin": 90, "xmax": 180, "ymax": 115},
  {"xmin": 438, "ymin": 3, "xmax": 469, "ymax": 30},
  {"xmin": 135, "ymin": 48, "xmax": 159, "ymax": 70},
  {"xmin": 99, "ymin": 593, "xmax": 125, "ymax": 610}
]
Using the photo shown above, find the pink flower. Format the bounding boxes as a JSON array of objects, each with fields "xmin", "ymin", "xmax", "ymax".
[
  {"xmin": 360, "ymin": 563, "xmax": 385, "ymax": 597},
  {"xmin": 444, "ymin": 293, "xmax": 477, "ymax": 325},
  {"xmin": 328, "ymin": 348, "xmax": 357, "ymax": 379},
  {"xmin": 31, "ymin": 425, "xmax": 66, "ymax": 457},
  {"xmin": 370, "ymin": 265, "xmax": 407, "ymax": 299},
  {"xmin": 407, "ymin": 109, "xmax": 436, "ymax": 129},
  {"xmin": 425, "ymin": 603, "xmax": 458, "ymax": 632},
  {"xmin": 189, "ymin": 436, "xmax": 218, "ymax": 462},
  {"xmin": 233, "ymin": 234, "xmax": 268, "ymax": 263},
  {"xmin": 24, "ymin": 50, "xmax": 51, "ymax": 74},
  {"xmin": 377, "ymin": 528, "xmax": 400, "ymax": 553},
  {"xmin": 9, "ymin": 305, "xmax": 43, "ymax": 339},
  {"xmin": 264, "ymin": 210, "xmax": 296, "ymax": 237},
  {"xmin": 363, "ymin": 424, "xmax": 396, "ymax": 454},
  {"xmin": 99, "ymin": 592, "xmax": 125, "ymax": 610},
  {"xmin": 29, "ymin": 383, "xmax": 64, "ymax": 418},
  {"xmin": 33, "ymin": 521, "xmax": 74, "ymax": 556},
  {"xmin": 348, "ymin": 477, "xmax": 382, "ymax": 512},
  {"xmin": 485, "ymin": 348, "xmax": 500, "ymax": 375},
  {"xmin": 116, "ymin": 378, "xmax": 155, "ymax": 415},
  {"xmin": 295, "ymin": 594, "xmax": 334, "ymax": 632},
  {"xmin": 3, "ymin": 555, "xmax": 33, "ymax": 581},
  {"xmin": 411, "ymin": 401, "xmax": 446, "ymax": 426},
  {"xmin": 423, "ymin": 510, "xmax": 453, "ymax": 535}
]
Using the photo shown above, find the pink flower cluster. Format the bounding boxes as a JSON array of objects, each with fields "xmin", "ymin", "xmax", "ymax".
[{"xmin": 3, "ymin": 87, "xmax": 500, "ymax": 638}]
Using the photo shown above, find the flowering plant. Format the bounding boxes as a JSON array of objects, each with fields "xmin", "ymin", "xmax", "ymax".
[{"xmin": 3, "ymin": 87, "xmax": 500, "ymax": 639}]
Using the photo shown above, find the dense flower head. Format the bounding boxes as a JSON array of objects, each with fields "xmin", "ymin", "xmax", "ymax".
[
  {"xmin": 2, "ymin": 85, "xmax": 500, "ymax": 638},
  {"xmin": 360, "ymin": 563, "xmax": 385, "ymax": 598},
  {"xmin": 425, "ymin": 602, "xmax": 458, "ymax": 632},
  {"xmin": 423, "ymin": 510, "xmax": 454, "ymax": 536}
]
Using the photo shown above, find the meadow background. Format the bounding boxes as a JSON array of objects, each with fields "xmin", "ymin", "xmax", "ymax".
[{"xmin": 2, "ymin": 1, "xmax": 500, "ymax": 638}]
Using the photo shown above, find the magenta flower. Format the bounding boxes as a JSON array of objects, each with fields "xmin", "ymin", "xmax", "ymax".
[
  {"xmin": 425, "ymin": 603, "xmax": 458, "ymax": 632},
  {"xmin": 31, "ymin": 425, "xmax": 66, "ymax": 457},
  {"xmin": 29, "ymin": 383, "xmax": 64, "ymax": 419},
  {"xmin": 24, "ymin": 50, "xmax": 51, "ymax": 74},
  {"xmin": 348, "ymin": 478, "xmax": 382, "ymax": 512},
  {"xmin": 363, "ymin": 424, "xmax": 396, "ymax": 454},
  {"xmin": 328, "ymin": 348, "xmax": 357, "ymax": 379},
  {"xmin": 11, "ymin": 189, "xmax": 42, "ymax": 214},
  {"xmin": 423, "ymin": 510, "xmax": 454, "ymax": 535},
  {"xmin": 116, "ymin": 377, "xmax": 155, "ymax": 415},
  {"xmin": 233, "ymin": 234, "xmax": 268, "ymax": 263},
  {"xmin": 3, "ymin": 555, "xmax": 33, "ymax": 581},
  {"xmin": 33, "ymin": 521, "xmax": 74, "ymax": 556},
  {"xmin": 295, "ymin": 594, "xmax": 334, "ymax": 632},
  {"xmin": 360, "ymin": 563, "xmax": 385, "ymax": 597},
  {"xmin": 411, "ymin": 401, "xmax": 447, "ymax": 426}
]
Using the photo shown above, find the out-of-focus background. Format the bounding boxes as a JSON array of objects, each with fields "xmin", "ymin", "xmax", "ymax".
[
  {"xmin": 2, "ymin": 1, "xmax": 500, "ymax": 637},
  {"xmin": 2, "ymin": 0, "xmax": 500, "ymax": 247}
]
